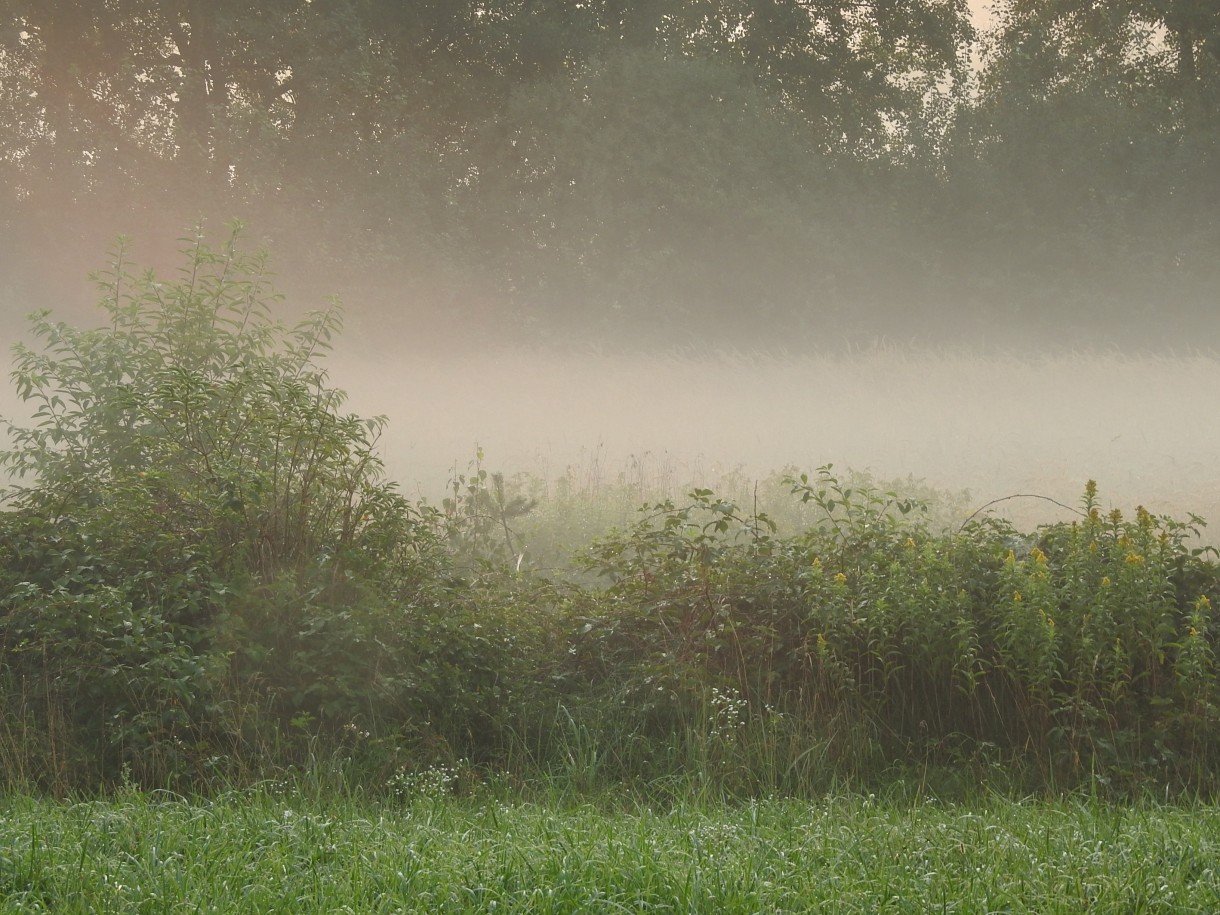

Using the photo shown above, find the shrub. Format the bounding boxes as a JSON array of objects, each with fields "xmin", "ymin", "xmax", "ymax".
[
  {"xmin": 5, "ymin": 227, "xmax": 1220, "ymax": 799},
  {"xmin": 0, "ymin": 227, "xmax": 477, "ymax": 788},
  {"xmin": 559, "ymin": 472, "xmax": 1220, "ymax": 796}
]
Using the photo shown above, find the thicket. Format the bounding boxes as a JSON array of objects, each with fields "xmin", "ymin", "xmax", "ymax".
[{"xmin": 3, "ymin": 235, "xmax": 1220, "ymax": 798}]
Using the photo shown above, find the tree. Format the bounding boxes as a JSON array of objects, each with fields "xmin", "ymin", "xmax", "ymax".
[
  {"xmin": 928, "ymin": 0, "xmax": 1220, "ymax": 335},
  {"xmin": 6, "ymin": 0, "xmax": 1080, "ymax": 343},
  {"xmin": 985, "ymin": 0, "xmax": 1219, "ymax": 117},
  {"xmin": 462, "ymin": 49, "xmax": 863, "ymax": 340}
]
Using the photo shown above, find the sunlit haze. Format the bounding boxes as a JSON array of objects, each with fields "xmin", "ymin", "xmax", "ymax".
[{"xmin": 2, "ymin": 0, "xmax": 1218, "ymax": 540}]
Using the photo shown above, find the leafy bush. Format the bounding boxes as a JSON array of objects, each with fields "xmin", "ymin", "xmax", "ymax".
[
  {"xmin": 558, "ymin": 472, "xmax": 1220, "ymax": 796},
  {"xmin": 0, "ymin": 227, "xmax": 539, "ymax": 789}
]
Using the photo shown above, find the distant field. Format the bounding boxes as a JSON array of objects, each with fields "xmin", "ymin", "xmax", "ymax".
[
  {"xmin": 2, "ymin": 790, "xmax": 1218, "ymax": 913},
  {"xmin": 331, "ymin": 344, "xmax": 1220, "ymax": 536},
  {"xmin": 4, "ymin": 342, "xmax": 1219, "ymax": 538}
]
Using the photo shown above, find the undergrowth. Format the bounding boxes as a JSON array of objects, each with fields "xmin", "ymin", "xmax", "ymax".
[{"xmin": 2, "ymin": 229, "xmax": 1219, "ymax": 800}]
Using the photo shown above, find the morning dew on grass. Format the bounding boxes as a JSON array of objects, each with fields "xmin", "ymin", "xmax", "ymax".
[{"xmin": 2, "ymin": 790, "xmax": 1219, "ymax": 913}]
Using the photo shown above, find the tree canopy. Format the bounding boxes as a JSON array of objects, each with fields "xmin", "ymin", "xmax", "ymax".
[{"xmin": 2, "ymin": 0, "xmax": 1216, "ymax": 345}]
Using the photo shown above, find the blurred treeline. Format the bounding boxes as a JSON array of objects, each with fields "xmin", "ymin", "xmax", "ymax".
[{"xmin": 1, "ymin": 0, "xmax": 1218, "ymax": 346}]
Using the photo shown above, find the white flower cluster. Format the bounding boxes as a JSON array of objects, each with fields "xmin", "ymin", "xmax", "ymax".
[
  {"xmin": 708, "ymin": 687, "xmax": 747, "ymax": 741},
  {"xmin": 385, "ymin": 762, "xmax": 462, "ymax": 801}
]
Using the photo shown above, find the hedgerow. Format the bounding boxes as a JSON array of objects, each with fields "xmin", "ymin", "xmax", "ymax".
[{"xmin": 2, "ymin": 231, "xmax": 1218, "ymax": 798}]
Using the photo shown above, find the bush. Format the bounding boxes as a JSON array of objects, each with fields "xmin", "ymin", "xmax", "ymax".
[
  {"xmin": 558, "ymin": 472, "xmax": 1220, "ymax": 796},
  {"xmin": 5, "ymin": 227, "xmax": 1220, "ymax": 800},
  {"xmin": 0, "ymin": 226, "xmax": 516, "ymax": 789}
]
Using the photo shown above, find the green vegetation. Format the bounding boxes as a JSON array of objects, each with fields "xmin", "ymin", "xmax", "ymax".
[
  {"xmin": 0, "ymin": 232, "xmax": 548, "ymax": 793},
  {"xmin": 4, "ymin": 6, "xmax": 1216, "ymax": 903},
  {"xmin": 3, "ymin": 789, "xmax": 1220, "ymax": 913},
  {"xmin": 2, "ymin": 235, "xmax": 1219, "ymax": 802}
]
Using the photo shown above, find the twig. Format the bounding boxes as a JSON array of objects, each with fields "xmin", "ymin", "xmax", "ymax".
[{"xmin": 959, "ymin": 493, "xmax": 1085, "ymax": 532}]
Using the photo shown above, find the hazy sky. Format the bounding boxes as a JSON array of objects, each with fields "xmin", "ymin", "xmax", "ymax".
[{"xmin": 968, "ymin": 0, "xmax": 995, "ymax": 29}]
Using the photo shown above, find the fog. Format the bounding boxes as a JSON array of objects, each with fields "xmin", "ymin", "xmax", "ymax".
[
  {"xmin": 4, "ymin": 0, "xmax": 1219, "ymax": 542},
  {"xmin": 316, "ymin": 337, "xmax": 1220, "ymax": 535},
  {"xmin": 7, "ymin": 307, "xmax": 1219, "ymax": 540},
  {"xmin": 5, "ymin": 219, "xmax": 1219, "ymax": 547},
  {"xmin": 3, "ymin": 215, "xmax": 1219, "ymax": 542}
]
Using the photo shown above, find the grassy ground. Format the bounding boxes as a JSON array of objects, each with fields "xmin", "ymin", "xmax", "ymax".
[{"xmin": 3, "ymin": 788, "xmax": 1219, "ymax": 913}]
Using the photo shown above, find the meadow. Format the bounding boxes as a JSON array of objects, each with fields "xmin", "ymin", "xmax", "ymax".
[
  {"xmin": 329, "ymin": 342, "xmax": 1220, "ymax": 542},
  {"xmin": 3, "ymin": 788, "xmax": 1219, "ymax": 913}
]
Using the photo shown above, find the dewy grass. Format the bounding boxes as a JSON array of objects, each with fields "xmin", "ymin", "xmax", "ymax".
[{"xmin": 1, "ymin": 790, "xmax": 1219, "ymax": 913}]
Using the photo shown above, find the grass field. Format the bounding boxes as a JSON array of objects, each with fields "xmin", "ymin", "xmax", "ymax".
[{"xmin": 2, "ymin": 789, "xmax": 1218, "ymax": 913}]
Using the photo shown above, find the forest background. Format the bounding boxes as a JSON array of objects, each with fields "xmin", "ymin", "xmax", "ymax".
[{"xmin": 1, "ymin": 0, "xmax": 1218, "ymax": 351}]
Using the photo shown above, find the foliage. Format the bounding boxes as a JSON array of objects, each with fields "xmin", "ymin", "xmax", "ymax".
[
  {"xmin": 933, "ymin": 0, "xmax": 1220, "ymax": 336},
  {"xmin": 5, "ymin": 0, "xmax": 1219, "ymax": 344},
  {"xmin": 0, "ymin": 229, "xmax": 541, "ymax": 789},
  {"xmin": 440, "ymin": 448, "xmax": 535, "ymax": 572},
  {"xmin": 561, "ymin": 473, "xmax": 1220, "ymax": 796},
  {"xmin": 4, "ymin": 232, "xmax": 1220, "ymax": 798}
]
